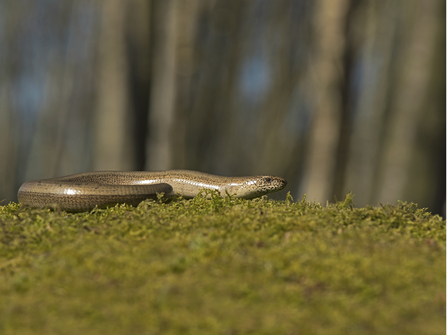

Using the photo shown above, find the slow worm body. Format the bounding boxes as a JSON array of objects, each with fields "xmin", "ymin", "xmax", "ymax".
[{"xmin": 18, "ymin": 170, "xmax": 287, "ymax": 211}]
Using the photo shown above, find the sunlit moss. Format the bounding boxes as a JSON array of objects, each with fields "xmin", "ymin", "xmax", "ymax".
[{"xmin": 0, "ymin": 193, "xmax": 445, "ymax": 335}]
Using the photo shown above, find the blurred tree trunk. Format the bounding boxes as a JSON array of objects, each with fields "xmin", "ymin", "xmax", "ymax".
[
  {"xmin": 0, "ymin": 86, "xmax": 18, "ymax": 203},
  {"xmin": 375, "ymin": 0, "xmax": 443, "ymax": 206},
  {"xmin": 249, "ymin": 1, "xmax": 309, "ymax": 183},
  {"xmin": 0, "ymin": 3, "xmax": 20, "ymax": 202},
  {"xmin": 299, "ymin": 0, "xmax": 350, "ymax": 204},
  {"xmin": 146, "ymin": 0, "xmax": 178, "ymax": 170},
  {"xmin": 126, "ymin": 0, "xmax": 152, "ymax": 170},
  {"xmin": 183, "ymin": 0, "xmax": 248, "ymax": 173},
  {"xmin": 93, "ymin": 0, "xmax": 134, "ymax": 171},
  {"xmin": 343, "ymin": 1, "xmax": 397, "ymax": 207},
  {"xmin": 208, "ymin": 0, "xmax": 258, "ymax": 175},
  {"xmin": 170, "ymin": 0, "xmax": 202, "ymax": 169}
]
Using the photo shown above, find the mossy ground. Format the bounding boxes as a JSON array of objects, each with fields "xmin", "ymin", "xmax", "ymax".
[{"xmin": 0, "ymin": 192, "xmax": 445, "ymax": 335}]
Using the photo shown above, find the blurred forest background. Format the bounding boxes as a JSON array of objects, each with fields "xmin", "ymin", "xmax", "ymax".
[{"xmin": 0, "ymin": 0, "xmax": 445, "ymax": 216}]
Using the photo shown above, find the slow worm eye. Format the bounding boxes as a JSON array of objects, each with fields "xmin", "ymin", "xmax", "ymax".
[{"xmin": 265, "ymin": 177, "xmax": 272, "ymax": 183}]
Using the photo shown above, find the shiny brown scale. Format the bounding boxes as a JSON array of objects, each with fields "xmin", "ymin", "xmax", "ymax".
[{"xmin": 18, "ymin": 170, "xmax": 287, "ymax": 212}]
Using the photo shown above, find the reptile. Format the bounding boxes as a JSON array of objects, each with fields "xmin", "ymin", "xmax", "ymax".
[{"xmin": 18, "ymin": 170, "xmax": 287, "ymax": 211}]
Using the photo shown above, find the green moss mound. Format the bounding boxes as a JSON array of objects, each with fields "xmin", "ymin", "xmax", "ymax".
[{"xmin": 0, "ymin": 193, "xmax": 445, "ymax": 335}]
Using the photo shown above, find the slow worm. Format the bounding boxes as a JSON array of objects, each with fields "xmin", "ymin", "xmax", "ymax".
[{"xmin": 18, "ymin": 170, "xmax": 287, "ymax": 212}]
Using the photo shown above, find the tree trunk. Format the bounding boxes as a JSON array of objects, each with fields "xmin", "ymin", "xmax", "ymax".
[
  {"xmin": 93, "ymin": 0, "xmax": 134, "ymax": 171},
  {"xmin": 146, "ymin": 0, "xmax": 178, "ymax": 170},
  {"xmin": 299, "ymin": 0, "xmax": 350, "ymax": 204}
]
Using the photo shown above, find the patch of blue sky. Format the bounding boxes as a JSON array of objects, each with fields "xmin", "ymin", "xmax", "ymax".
[{"xmin": 239, "ymin": 54, "xmax": 271, "ymax": 105}]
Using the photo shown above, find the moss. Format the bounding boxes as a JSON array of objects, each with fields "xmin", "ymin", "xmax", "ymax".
[{"xmin": 0, "ymin": 192, "xmax": 445, "ymax": 335}]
